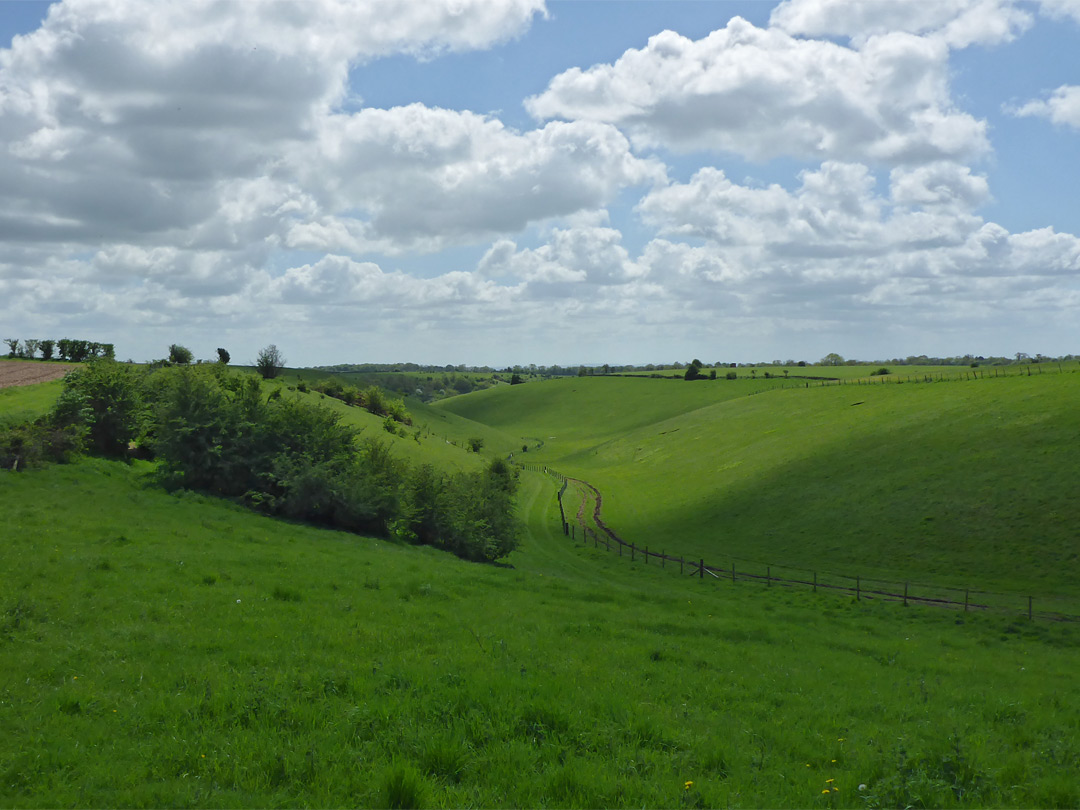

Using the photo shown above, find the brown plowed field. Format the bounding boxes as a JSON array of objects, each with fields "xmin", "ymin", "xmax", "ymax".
[{"xmin": 0, "ymin": 360, "xmax": 74, "ymax": 389}]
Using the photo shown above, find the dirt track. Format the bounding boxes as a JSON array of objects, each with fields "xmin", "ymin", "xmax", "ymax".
[{"xmin": 0, "ymin": 360, "xmax": 74, "ymax": 389}]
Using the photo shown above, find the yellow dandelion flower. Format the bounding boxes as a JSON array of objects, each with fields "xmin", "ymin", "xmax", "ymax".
[
  {"xmin": 838, "ymin": 737, "xmax": 845, "ymax": 742},
  {"xmin": 826, "ymin": 779, "xmax": 834, "ymax": 783},
  {"xmin": 684, "ymin": 780, "xmax": 694, "ymax": 790},
  {"xmin": 831, "ymin": 759, "xmax": 837, "ymax": 763},
  {"xmin": 822, "ymin": 789, "xmax": 830, "ymax": 794}
]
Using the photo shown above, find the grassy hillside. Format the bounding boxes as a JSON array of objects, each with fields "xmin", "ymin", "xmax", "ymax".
[
  {"xmin": 0, "ymin": 378, "xmax": 64, "ymax": 426},
  {"xmin": 437, "ymin": 375, "xmax": 790, "ymax": 458},
  {"xmin": 439, "ymin": 370, "xmax": 1080, "ymax": 600},
  {"xmin": 3, "ymin": 458, "xmax": 1079, "ymax": 808}
]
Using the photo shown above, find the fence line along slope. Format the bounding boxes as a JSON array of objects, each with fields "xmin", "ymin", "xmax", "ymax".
[{"xmin": 439, "ymin": 369, "xmax": 1080, "ymax": 601}]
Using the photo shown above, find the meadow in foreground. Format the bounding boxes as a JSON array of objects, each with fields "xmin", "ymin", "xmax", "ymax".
[{"xmin": 2, "ymin": 456, "xmax": 1079, "ymax": 808}]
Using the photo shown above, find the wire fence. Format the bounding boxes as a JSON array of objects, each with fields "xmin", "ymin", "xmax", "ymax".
[
  {"xmin": 609, "ymin": 360, "xmax": 1079, "ymax": 390},
  {"xmin": 514, "ymin": 465, "xmax": 1079, "ymax": 623}
]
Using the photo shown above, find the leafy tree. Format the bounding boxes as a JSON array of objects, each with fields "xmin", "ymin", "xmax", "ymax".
[
  {"xmin": 216, "ymin": 347, "xmax": 230, "ymax": 364},
  {"xmin": 510, "ymin": 373, "xmax": 524, "ymax": 385},
  {"xmin": 256, "ymin": 344, "xmax": 285, "ymax": 379},
  {"xmin": 362, "ymin": 385, "xmax": 386, "ymax": 416},
  {"xmin": 684, "ymin": 359, "xmax": 704, "ymax": 381},
  {"xmin": 168, "ymin": 344, "xmax": 194, "ymax": 365},
  {"xmin": 821, "ymin": 352, "xmax": 845, "ymax": 366},
  {"xmin": 23, "ymin": 339, "xmax": 40, "ymax": 359},
  {"xmin": 39, "ymin": 339, "xmax": 55, "ymax": 361},
  {"xmin": 468, "ymin": 437, "xmax": 485, "ymax": 453},
  {"xmin": 4, "ymin": 339, "xmax": 19, "ymax": 358},
  {"xmin": 53, "ymin": 360, "xmax": 144, "ymax": 457},
  {"xmin": 436, "ymin": 458, "xmax": 519, "ymax": 562},
  {"xmin": 65, "ymin": 340, "xmax": 91, "ymax": 362}
]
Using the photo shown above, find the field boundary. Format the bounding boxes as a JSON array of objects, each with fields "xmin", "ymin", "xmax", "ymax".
[{"xmin": 514, "ymin": 462, "xmax": 1079, "ymax": 623}]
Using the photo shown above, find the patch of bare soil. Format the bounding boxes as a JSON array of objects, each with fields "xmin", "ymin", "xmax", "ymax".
[{"xmin": 0, "ymin": 361, "xmax": 74, "ymax": 389}]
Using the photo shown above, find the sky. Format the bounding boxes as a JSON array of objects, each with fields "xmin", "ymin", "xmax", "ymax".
[{"xmin": 0, "ymin": 0, "xmax": 1078, "ymax": 367}]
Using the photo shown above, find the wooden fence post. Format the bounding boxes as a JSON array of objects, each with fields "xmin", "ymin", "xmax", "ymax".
[
  {"xmin": 645, "ymin": 546, "xmax": 649, "ymax": 565},
  {"xmin": 813, "ymin": 571, "xmax": 817, "ymax": 593},
  {"xmin": 903, "ymin": 582, "xmax": 908, "ymax": 607},
  {"xmin": 856, "ymin": 576, "xmax": 861, "ymax": 601},
  {"xmin": 618, "ymin": 542, "xmax": 622, "ymax": 557},
  {"xmin": 662, "ymin": 550, "xmax": 665, "ymax": 569},
  {"xmin": 731, "ymin": 562, "xmax": 735, "ymax": 584},
  {"xmin": 964, "ymin": 589, "xmax": 969, "ymax": 612},
  {"xmin": 699, "ymin": 559, "xmax": 704, "ymax": 579}
]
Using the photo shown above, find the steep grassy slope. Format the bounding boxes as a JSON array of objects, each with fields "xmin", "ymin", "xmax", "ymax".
[
  {"xmin": 439, "ymin": 370, "xmax": 1080, "ymax": 599},
  {"xmin": 437, "ymin": 375, "xmax": 790, "ymax": 457},
  {"xmin": 2, "ymin": 458, "xmax": 1079, "ymax": 808}
]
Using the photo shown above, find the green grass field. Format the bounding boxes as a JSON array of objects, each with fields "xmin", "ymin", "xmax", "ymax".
[
  {"xmin": 2, "ymin": 458, "xmax": 1079, "ymax": 808},
  {"xmin": 0, "ymin": 379, "xmax": 64, "ymax": 427},
  {"xmin": 439, "ymin": 368, "xmax": 1080, "ymax": 604},
  {"xmin": 3, "ymin": 366, "xmax": 1080, "ymax": 807}
]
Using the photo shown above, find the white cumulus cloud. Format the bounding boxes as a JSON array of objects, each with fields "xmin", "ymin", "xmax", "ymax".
[
  {"xmin": 1010, "ymin": 85, "xmax": 1080, "ymax": 130},
  {"xmin": 769, "ymin": 0, "xmax": 1032, "ymax": 47},
  {"xmin": 525, "ymin": 17, "xmax": 988, "ymax": 164}
]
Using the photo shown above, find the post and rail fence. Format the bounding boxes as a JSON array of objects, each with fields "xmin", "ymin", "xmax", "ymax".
[{"xmin": 514, "ymin": 465, "xmax": 1078, "ymax": 623}]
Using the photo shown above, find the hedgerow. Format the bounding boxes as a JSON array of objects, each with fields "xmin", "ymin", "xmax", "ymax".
[{"xmin": 3, "ymin": 361, "xmax": 518, "ymax": 562}]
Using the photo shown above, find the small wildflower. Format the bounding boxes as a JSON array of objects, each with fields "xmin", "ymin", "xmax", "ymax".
[
  {"xmin": 826, "ymin": 779, "xmax": 834, "ymax": 784},
  {"xmin": 831, "ymin": 759, "xmax": 837, "ymax": 763},
  {"xmin": 858, "ymin": 784, "xmax": 867, "ymax": 792},
  {"xmin": 822, "ymin": 789, "xmax": 830, "ymax": 794},
  {"xmin": 684, "ymin": 780, "xmax": 694, "ymax": 790},
  {"xmin": 838, "ymin": 737, "xmax": 845, "ymax": 741},
  {"xmin": 73, "ymin": 676, "xmax": 77, "ymax": 680}
]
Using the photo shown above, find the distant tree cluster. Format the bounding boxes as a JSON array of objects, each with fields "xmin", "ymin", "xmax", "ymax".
[
  {"xmin": 0, "ymin": 360, "xmax": 518, "ymax": 562},
  {"xmin": 304, "ymin": 377, "xmax": 412, "ymax": 424},
  {"xmin": 4, "ymin": 338, "xmax": 114, "ymax": 362}
]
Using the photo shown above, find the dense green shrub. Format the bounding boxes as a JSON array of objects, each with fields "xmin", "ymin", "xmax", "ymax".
[
  {"xmin": 26, "ymin": 362, "xmax": 519, "ymax": 562},
  {"xmin": 0, "ymin": 417, "xmax": 83, "ymax": 470},
  {"xmin": 53, "ymin": 360, "xmax": 144, "ymax": 457}
]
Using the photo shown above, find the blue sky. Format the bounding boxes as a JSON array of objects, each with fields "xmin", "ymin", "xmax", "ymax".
[{"xmin": 1, "ymin": 0, "xmax": 1078, "ymax": 366}]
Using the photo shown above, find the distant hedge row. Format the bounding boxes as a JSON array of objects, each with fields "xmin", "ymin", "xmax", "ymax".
[
  {"xmin": 4, "ymin": 337, "xmax": 114, "ymax": 362},
  {"xmin": 298, "ymin": 377, "xmax": 411, "ymax": 424}
]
